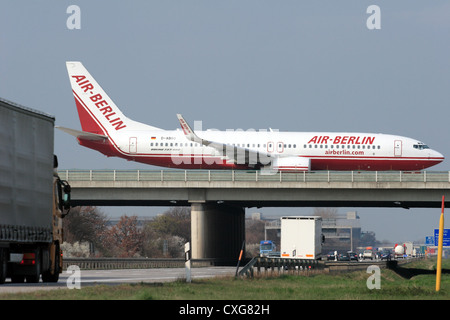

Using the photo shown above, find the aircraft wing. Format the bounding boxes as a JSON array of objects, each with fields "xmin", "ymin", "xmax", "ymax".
[
  {"xmin": 56, "ymin": 126, "xmax": 108, "ymax": 141},
  {"xmin": 176, "ymin": 114, "xmax": 274, "ymax": 166}
]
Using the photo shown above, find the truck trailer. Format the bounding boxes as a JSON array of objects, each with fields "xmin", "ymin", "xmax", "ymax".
[
  {"xmin": 280, "ymin": 216, "xmax": 323, "ymax": 259},
  {"xmin": 0, "ymin": 98, "xmax": 70, "ymax": 284}
]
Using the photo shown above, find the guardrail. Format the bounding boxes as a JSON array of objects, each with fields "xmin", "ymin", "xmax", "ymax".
[
  {"xmin": 59, "ymin": 169, "xmax": 450, "ymax": 183},
  {"xmin": 63, "ymin": 258, "xmax": 216, "ymax": 270},
  {"xmin": 63, "ymin": 256, "xmax": 417, "ymax": 272},
  {"xmin": 239, "ymin": 257, "xmax": 415, "ymax": 278}
]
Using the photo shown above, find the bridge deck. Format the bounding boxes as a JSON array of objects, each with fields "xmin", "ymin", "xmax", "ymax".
[{"xmin": 60, "ymin": 170, "xmax": 450, "ymax": 208}]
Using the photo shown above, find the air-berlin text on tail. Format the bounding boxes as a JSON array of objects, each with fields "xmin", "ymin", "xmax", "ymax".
[
  {"xmin": 307, "ymin": 135, "xmax": 375, "ymax": 145},
  {"xmin": 71, "ymin": 75, "xmax": 126, "ymax": 131}
]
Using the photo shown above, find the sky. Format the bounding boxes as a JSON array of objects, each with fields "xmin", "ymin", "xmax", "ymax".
[{"xmin": 1, "ymin": 1, "xmax": 450, "ymax": 244}]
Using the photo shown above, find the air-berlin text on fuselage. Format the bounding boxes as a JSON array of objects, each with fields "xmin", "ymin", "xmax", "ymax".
[
  {"xmin": 71, "ymin": 75, "xmax": 126, "ymax": 131},
  {"xmin": 307, "ymin": 135, "xmax": 375, "ymax": 145}
]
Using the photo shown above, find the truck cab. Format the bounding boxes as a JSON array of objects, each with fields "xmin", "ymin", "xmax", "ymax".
[{"xmin": 259, "ymin": 240, "xmax": 277, "ymax": 257}]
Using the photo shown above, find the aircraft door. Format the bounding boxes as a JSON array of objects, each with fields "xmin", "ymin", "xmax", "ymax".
[
  {"xmin": 277, "ymin": 142, "xmax": 284, "ymax": 153},
  {"xmin": 129, "ymin": 137, "xmax": 137, "ymax": 154},
  {"xmin": 394, "ymin": 140, "xmax": 402, "ymax": 157}
]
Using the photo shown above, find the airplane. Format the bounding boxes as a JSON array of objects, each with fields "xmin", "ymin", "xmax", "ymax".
[{"xmin": 58, "ymin": 61, "xmax": 444, "ymax": 172}]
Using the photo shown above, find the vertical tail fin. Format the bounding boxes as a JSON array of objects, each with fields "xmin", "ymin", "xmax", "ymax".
[{"xmin": 66, "ymin": 61, "xmax": 161, "ymax": 135}]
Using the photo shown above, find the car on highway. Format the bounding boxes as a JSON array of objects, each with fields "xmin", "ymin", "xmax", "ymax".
[
  {"xmin": 347, "ymin": 251, "xmax": 359, "ymax": 261},
  {"xmin": 338, "ymin": 253, "xmax": 350, "ymax": 261},
  {"xmin": 380, "ymin": 249, "xmax": 392, "ymax": 261},
  {"xmin": 327, "ymin": 251, "xmax": 336, "ymax": 261},
  {"xmin": 363, "ymin": 250, "xmax": 374, "ymax": 260}
]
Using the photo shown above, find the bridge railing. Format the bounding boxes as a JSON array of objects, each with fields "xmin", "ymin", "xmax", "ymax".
[{"xmin": 59, "ymin": 170, "xmax": 450, "ymax": 183}]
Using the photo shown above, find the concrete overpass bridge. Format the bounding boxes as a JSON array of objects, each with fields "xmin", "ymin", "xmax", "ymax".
[{"xmin": 60, "ymin": 169, "xmax": 450, "ymax": 262}]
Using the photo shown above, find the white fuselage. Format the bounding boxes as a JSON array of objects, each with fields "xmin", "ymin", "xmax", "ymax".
[{"xmin": 98, "ymin": 129, "xmax": 443, "ymax": 171}]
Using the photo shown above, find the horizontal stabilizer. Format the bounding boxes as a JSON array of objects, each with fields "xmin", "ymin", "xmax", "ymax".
[{"xmin": 56, "ymin": 126, "xmax": 108, "ymax": 141}]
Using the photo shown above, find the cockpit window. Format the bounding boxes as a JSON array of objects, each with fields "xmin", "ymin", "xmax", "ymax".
[{"xmin": 413, "ymin": 143, "xmax": 430, "ymax": 150}]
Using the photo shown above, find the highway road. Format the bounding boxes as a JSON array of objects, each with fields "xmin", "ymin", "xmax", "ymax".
[{"xmin": 0, "ymin": 266, "xmax": 237, "ymax": 294}]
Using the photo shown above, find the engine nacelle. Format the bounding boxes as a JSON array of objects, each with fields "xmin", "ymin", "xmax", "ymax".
[{"xmin": 272, "ymin": 156, "xmax": 311, "ymax": 172}]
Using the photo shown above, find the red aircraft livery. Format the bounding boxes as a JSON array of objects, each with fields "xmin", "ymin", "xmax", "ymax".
[
  {"xmin": 307, "ymin": 136, "xmax": 375, "ymax": 145},
  {"xmin": 71, "ymin": 75, "xmax": 127, "ymax": 131},
  {"xmin": 58, "ymin": 61, "xmax": 445, "ymax": 172}
]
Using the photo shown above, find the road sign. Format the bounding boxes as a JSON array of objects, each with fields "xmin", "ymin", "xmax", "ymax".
[
  {"xmin": 425, "ymin": 236, "xmax": 434, "ymax": 245},
  {"xmin": 434, "ymin": 229, "xmax": 450, "ymax": 247}
]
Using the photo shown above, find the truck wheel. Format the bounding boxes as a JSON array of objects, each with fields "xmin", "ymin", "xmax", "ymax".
[
  {"xmin": 42, "ymin": 244, "xmax": 60, "ymax": 283},
  {"xmin": 0, "ymin": 249, "xmax": 6, "ymax": 284}
]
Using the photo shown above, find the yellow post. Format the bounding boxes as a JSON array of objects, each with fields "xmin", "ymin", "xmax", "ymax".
[{"xmin": 436, "ymin": 195, "xmax": 445, "ymax": 292}]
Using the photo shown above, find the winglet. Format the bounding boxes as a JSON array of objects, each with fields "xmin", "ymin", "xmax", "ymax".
[{"xmin": 176, "ymin": 114, "xmax": 202, "ymax": 143}]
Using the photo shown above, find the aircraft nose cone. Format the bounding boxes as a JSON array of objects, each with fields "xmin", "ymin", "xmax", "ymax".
[{"xmin": 432, "ymin": 150, "xmax": 445, "ymax": 162}]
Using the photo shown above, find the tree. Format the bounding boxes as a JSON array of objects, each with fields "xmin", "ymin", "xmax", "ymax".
[
  {"xmin": 104, "ymin": 215, "xmax": 143, "ymax": 257},
  {"xmin": 149, "ymin": 207, "xmax": 190, "ymax": 242},
  {"xmin": 63, "ymin": 206, "xmax": 109, "ymax": 255},
  {"xmin": 140, "ymin": 224, "xmax": 162, "ymax": 258},
  {"xmin": 360, "ymin": 231, "xmax": 377, "ymax": 247},
  {"xmin": 142, "ymin": 207, "xmax": 190, "ymax": 258}
]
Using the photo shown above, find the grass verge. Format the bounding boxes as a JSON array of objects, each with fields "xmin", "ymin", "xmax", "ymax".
[{"xmin": 1, "ymin": 258, "xmax": 449, "ymax": 300}]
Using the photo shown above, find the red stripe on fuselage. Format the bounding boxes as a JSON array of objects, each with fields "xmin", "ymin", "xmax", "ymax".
[
  {"xmin": 72, "ymin": 91, "xmax": 443, "ymax": 171},
  {"xmin": 310, "ymin": 158, "xmax": 442, "ymax": 171}
]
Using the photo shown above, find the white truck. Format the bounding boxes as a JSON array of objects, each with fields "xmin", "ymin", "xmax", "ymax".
[
  {"xmin": 404, "ymin": 242, "xmax": 413, "ymax": 257},
  {"xmin": 394, "ymin": 244, "xmax": 406, "ymax": 259},
  {"xmin": 280, "ymin": 216, "xmax": 323, "ymax": 259},
  {"xmin": 0, "ymin": 98, "xmax": 71, "ymax": 284}
]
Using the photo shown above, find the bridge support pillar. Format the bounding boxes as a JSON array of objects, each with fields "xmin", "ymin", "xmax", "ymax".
[{"xmin": 190, "ymin": 203, "xmax": 245, "ymax": 263}]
